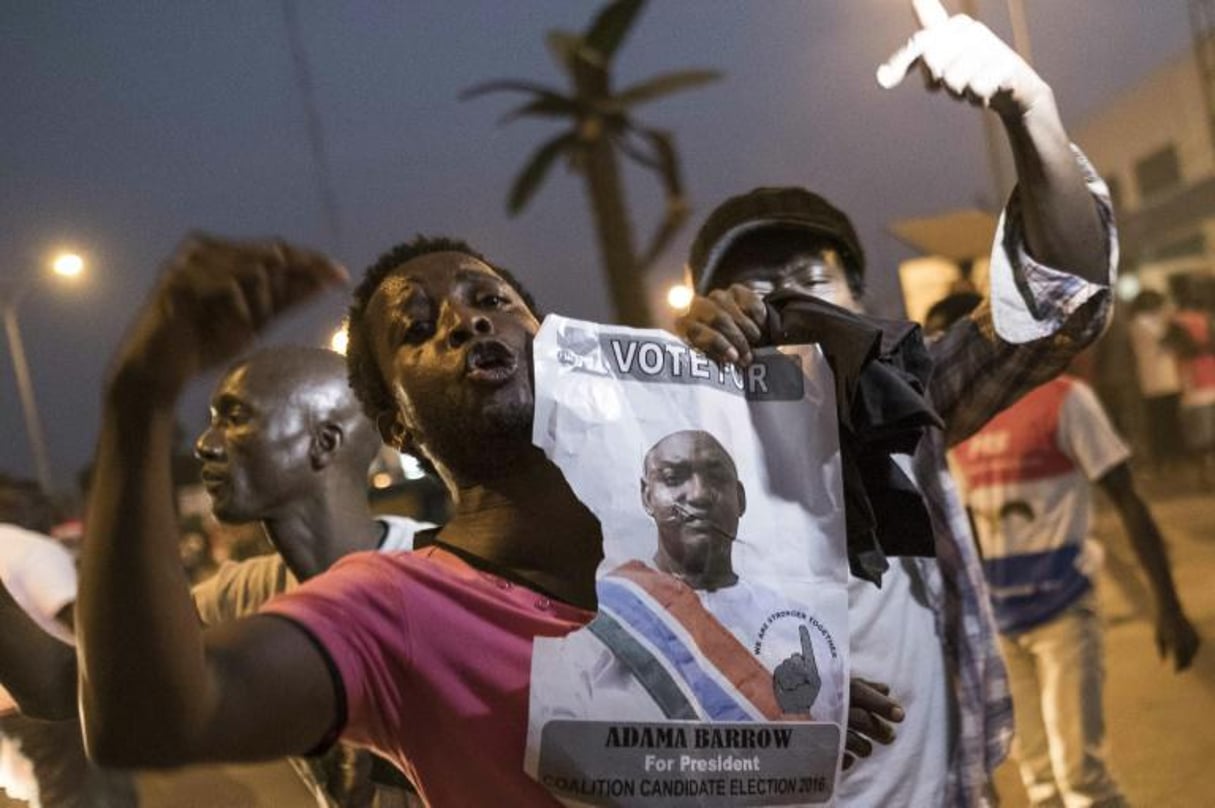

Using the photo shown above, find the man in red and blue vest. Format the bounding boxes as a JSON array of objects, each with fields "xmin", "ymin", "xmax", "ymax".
[{"xmin": 939, "ymin": 294, "xmax": 1200, "ymax": 807}]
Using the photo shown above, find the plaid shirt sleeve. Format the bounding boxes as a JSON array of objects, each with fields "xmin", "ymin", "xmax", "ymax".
[
  {"xmin": 919, "ymin": 146, "xmax": 1117, "ymax": 807},
  {"xmin": 930, "ymin": 146, "xmax": 1118, "ymax": 448}
]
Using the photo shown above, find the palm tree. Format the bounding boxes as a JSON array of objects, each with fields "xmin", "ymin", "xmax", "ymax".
[{"xmin": 461, "ymin": 0, "xmax": 720, "ymax": 326}]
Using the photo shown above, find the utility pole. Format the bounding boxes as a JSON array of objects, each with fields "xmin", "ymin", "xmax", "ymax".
[
  {"xmin": 1, "ymin": 285, "xmax": 53, "ymax": 493},
  {"xmin": 1190, "ymin": 0, "xmax": 1215, "ymax": 157},
  {"xmin": 1, "ymin": 253, "xmax": 85, "ymax": 494}
]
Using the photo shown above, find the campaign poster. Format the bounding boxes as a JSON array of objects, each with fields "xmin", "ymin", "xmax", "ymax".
[{"xmin": 526, "ymin": 316, "xmax": 851, "ymax": 807}]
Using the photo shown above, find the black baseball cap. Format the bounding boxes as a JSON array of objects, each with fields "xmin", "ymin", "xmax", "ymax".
[{"xmin": 688, "ymin": 186, "xmax": 865, "ymax": 295}]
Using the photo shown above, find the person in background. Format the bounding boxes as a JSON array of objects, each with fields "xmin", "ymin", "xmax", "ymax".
[
  {"xmin": 4, "ymin": 347, "xmax": 432, "ymax": 808},
  {"xmin": 189, "ymin": 346, "xmax": 430, "ymax": 626},
  {"xmin": 931, "ymin": 291, "xmax": 1200, "ymax": 807},
  {"xmin": 0, "ymin": 474, "xmax": 138, "ymax": 808},
  {"xmin": 1164, "ymin": 274, "xmax": 1215, "ymax": 489},
  {"xmin": 1128, "ymin": 289, "xmax": 1184, "ymax": 476},
  {"xmin": 178, "ymin": 516, "xmax": 219, "ymax": 585},
  {"xmin": 190, "ymin": 345, "xmax": 433, "ymax": 808}
]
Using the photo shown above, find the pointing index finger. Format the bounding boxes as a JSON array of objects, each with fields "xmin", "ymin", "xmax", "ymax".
[
  {"xmin": 913, "ymin": 0, "xmax": 950, "ymax": 29},
  {"xmin": 877, "ymin": 0, "xmax": 953, "ymax": 89},
  {"xmin": 799, "ymin": 624, "xmax": 813, "ymax": 659}
]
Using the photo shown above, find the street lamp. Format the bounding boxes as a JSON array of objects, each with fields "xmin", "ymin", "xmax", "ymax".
[
  {"xmin": 666, "ymin": 283, "xmax": 693, "ymax": 311},
  {"xmin": 1, "ymin": 251, "xmax": 86, "ymax": 493},
  {"xmin": 329, "ymin": 321, "xmax": 349, "ymax": 355},
  {"xmin": 52, "ymin": 253, "xmax": 85, "ymax": 278}
]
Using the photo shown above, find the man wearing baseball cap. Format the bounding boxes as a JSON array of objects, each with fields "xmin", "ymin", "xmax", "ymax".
[{"xmin": 677, "ymin": 2, "xmax": 1117, "ymax": 806}]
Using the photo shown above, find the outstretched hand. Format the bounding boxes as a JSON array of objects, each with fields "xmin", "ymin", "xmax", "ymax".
[
  {"xmin": 877, "ymin": 0, "xmax": 1050, "ymax": 120},
  {"xmin": 113, "ymin": 234, "xmax": 347, "ymax": 401},
  {"xmin": 675, "ymin": 284, "xmax": 767, "ymax": 367}
]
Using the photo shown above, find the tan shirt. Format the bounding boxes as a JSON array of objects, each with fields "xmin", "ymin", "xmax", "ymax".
[{"xmin": 190, "ymin": 515, "xmax": 429, "ymax": 625}]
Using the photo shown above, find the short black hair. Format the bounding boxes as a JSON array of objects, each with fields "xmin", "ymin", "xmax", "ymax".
[
  {"xmin": 0, "ymin": 473, "xmax": 55, "ymax": 534},
  {"xmin": 923, "ymin": 291, "xmax": 983, "ymax": 336},
  {"xmin": 1130, "ymin": 288, "xmax": 1166, "ymax": 315},
  {"xmin": 346, "ymin": 235, "xmax": 541, "ymax": 429}
]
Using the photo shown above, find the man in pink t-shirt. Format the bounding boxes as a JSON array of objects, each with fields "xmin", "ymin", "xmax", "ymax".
[
  {"xmin": 77, "ymin": 233, "xmax": 609, "ymax": 806},
  {"xmin": 264, "ymin": 545, "xmax": 592, "ymax": 804},
  {"xmin": 76, "ymin": 230, "xmax": 900, "ymax": 805}
]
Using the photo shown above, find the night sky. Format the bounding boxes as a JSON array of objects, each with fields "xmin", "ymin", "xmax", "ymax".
[{"xmin": 0, "ymin": 1, "xmax": 1192, "ymax": 491}]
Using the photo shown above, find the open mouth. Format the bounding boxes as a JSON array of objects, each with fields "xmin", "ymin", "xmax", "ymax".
[
  {"xmin": 199, "ymin": 468, "xmax": 228, "ymax": 492},
  {"xmin": 465, "ymin": 340, "xmax": 518, "ymax": 385}
]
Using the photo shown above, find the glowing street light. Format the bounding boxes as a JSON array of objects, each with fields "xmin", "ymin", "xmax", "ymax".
[
  {"xmin": 666, "ymin": 283, "xmax": 694, "ymax": 311},
  {"xmin": 329, "ymin": 322, "xmax": 349, "ymax": 355},
  {"xmin": 2, "ymin": 250, "xmax": 89, "ymax": 492},
  {"xmin": 52, "ymin": 252, "xmax": 85, "ymax": 278}
]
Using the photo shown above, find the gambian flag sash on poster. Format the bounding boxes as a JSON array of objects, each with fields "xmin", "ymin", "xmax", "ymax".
[{"xmin": 590, "ymin": 560, "xmax": 805, "ymax": 724}]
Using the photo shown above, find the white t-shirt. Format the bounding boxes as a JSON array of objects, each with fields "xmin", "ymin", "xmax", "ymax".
[
  {"xmin": 1130, "ymin": 310, "xmax": 1181, "ymax": 396},
  {"xmin": 838, "ymin": 557, "xmax": 950, "ymax": 808},
  {"xmin": 0, "ymin": 524, "xmax": 78, "ymax": 799},
  {"xmin": 0, "ymin": 524, "xmax": 77, "ymax": 645},
  {"xmin": 192, "ymin": 514, "xmax": 429, "ymax": 625}
]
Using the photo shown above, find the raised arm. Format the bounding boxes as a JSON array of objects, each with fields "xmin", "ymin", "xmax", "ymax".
[
  {"xmin": 678, "ymin": 0, "xmax": 1112, "ymax": 377},
  {"xmin": 878, "ymin": 0, "xmax": 1106, "ymax": 283},
  {"xmin": 77, "ymin": 235, "xmax": 348, "ymax": 766},
  {"xmin": 870, "ymin": 1, "xmax": 1119, "ymax": 444}
]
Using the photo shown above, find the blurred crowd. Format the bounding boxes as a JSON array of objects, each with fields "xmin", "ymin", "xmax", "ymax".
[{"xmin": 1112, "ymin": 274, "xmax": 1215, "ymax": 488}]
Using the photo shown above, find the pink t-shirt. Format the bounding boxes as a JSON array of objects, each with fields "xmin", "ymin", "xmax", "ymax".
[
  {"xmin": 262, "ymin": 545, "xmax": 592, "ymax": 806},
  {"xmin": 1175, "ymin": 309, "xmax": 1215, "ymax": 406}
]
